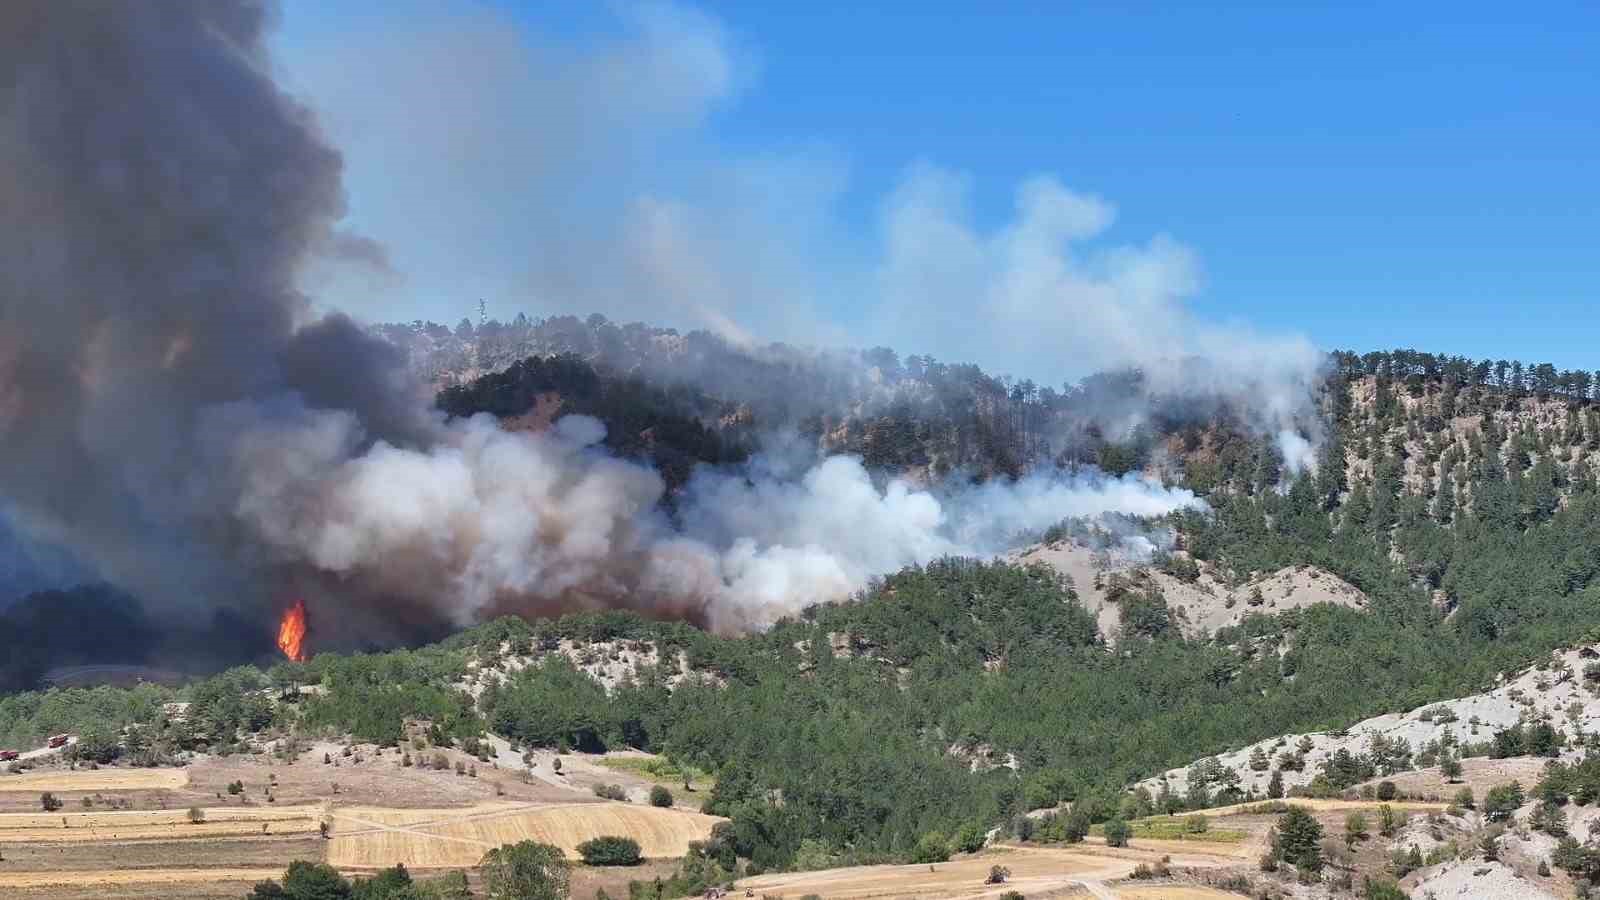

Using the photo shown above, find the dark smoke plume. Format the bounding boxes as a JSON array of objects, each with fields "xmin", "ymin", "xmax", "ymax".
[
  {"xmin": 0, "ymin": 1, "xmax": 423, "ymax": 643},
  {"xmin": 0, "ymin": 2, "xmax": 1206, "ymax": 653}
]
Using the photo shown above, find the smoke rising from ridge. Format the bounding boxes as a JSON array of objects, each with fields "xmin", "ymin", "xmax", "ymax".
[
  {"xmin": 2, "ymin": 2, "xmax": 1265, "ymax": 649},
  {"xmin": 284, "ymin": 1, "xmax": 1328, "ymax": 449}
]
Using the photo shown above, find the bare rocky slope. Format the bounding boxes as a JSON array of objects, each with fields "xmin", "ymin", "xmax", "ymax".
[{"xmin": 1014, "ymin": 539, "xmax": 1368, "ymax": 640}]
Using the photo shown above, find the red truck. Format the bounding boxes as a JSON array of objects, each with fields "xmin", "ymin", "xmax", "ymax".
[
  {"xmin": 0, "ymin": 750, "xmax": 19, "ymax": 761},
  {"xmin": 47, "ymin": 734, "xmax": 70, "ymax": 749}
]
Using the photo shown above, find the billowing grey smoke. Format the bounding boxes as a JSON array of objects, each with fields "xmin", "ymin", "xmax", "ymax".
[
  {"xmin": 0, "ymin": 1, "xmax": 424, "ymax": 635},
  {"xmin": 0, "ymin": 1, "xmax": 1204, "ymax": 646}
]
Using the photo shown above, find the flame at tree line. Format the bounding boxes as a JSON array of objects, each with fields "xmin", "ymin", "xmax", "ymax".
[{"xmin": 277, "ymin": 599, "xmax": 308, "ymax": 662}]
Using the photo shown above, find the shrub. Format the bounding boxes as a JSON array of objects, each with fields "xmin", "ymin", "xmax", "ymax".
[
  {"xmin": 1103, "ymin": 818, "xmax": 1131, "ymax": 848},
  {"xmin": 1484, "ymin": 781, "xmax": 1525, "ymax": 822},
  {"xmin": 40, "ymin": 792, "xmax": 62, "ymax": 812},
  {"xmin": 910, "ymin": 831, "xmax": 951, "ymax": 864},
  {"xmin": 592, "ymin": 783, "xmax": 628, "ymax": 801},
  {"xmin": 187, "ymin": 806, "xmax": 205, "ymax": 824},
  {"xmin": 649, "ymin": 785, "xmax": 674, "ymax": 808},
  {"xmin": 1376, "ymin": 780, "xmax": 1397, "ymax": 801},
  {"xmin": 577, "ymin": 835, "xmax": 642, "ymax": 866},
  {"xmin": 955, "ymin": 821, "xmax": 987, "ymax": 853},
  {"xmin": 1362, "ymin": 876, "xmax": 1406, "ymax": 900},
  {"xmin": 1183, "ymin": 814, "xmax": 1209, "ymax": 834}
]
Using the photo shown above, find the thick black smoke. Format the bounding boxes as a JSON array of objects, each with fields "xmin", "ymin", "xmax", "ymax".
[
  {"xmin": 0, "ymin": 2, "xmax": 1210, "ymax": 659},
  {"xmin": 0, "ymin": 1, "xmax": 426, "ymax": 644}
]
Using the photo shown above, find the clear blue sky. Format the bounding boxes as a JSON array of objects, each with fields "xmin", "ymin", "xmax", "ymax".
[{"xmin": 278, "ymin": 1, "xmax": 1600, "ymax": 373}]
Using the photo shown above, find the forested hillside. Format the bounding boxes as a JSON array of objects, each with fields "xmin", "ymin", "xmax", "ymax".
[
  {"xmin": 380, "ymin": 313, "xmax": 1288, "ymax": 481},
  {"xmin": 12, "ymin": 338, "xmax": 1600, "ymax": 880}
]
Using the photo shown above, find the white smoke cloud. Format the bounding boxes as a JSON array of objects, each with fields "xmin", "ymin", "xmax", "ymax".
[
  {"xmin": 207, "ymin": 405, "xmax": 1201, "ymax": 631},
  {"xmin": 0, "ymin": 1, "xmax": 1308, "ymax": 654},
  {"xmin": 279, "ymin": 1, "xmax": 1326, "ymax": 452}
]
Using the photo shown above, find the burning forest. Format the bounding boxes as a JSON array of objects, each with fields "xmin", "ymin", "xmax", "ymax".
[
  {"xmin": 276, "ymin": 600, "xmax": 309, "ymax": 663},
  {"xmin": 0, "ymin": 1, "xmax": 1320, "ymax": 668}
]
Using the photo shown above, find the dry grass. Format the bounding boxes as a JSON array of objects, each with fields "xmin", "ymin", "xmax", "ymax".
[
  {"xmin": 1116, "ymin": 887, "xmax": 1243, "ymax": 899},
  {"xmin": 595, "ymin": 753, "xmax": 715, "ymax": 793},
  {"xmin": 740, "ymin": 848, "xmax": 1124, "ymax": 900},
  {"xmin": 0, "ymin": 864, "xmax": 281, "ymax": 883},
  {"xmin": 0, "ymin": 804, "xmax": 322, "ymax": 842},
  {"xmin": 327, "ymin": 801, "xmax": 723, "ymax": 868},
  {"xmin": 0, "ymin": 769, "xmax": 189, "ymax": 792}
]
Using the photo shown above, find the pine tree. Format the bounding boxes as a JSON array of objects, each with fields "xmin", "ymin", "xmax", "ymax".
[{"xmin": 1277, "ymin": 806, "xmax": 1323, "ymax": 872}]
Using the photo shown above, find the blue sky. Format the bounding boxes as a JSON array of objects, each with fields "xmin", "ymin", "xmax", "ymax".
[{"xmin": 277, "ymin": 2, "xmax": 1599, "ymax": 380}]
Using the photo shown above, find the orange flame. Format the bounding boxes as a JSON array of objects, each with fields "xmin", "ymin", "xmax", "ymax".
[{"xmin": 276, "ymin": 599, "xmax": 308, "ymax": 662}]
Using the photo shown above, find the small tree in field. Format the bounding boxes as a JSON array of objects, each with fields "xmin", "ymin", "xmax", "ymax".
[
  {"xmin": 649, "ymin": 785, "xmax": 673, "ymax": 807},
  {"xmin": 1441, "ymin": 754, "xmax": 1463, "ymax": 782},
  {"xmin": 40, "ymin": 792, "xmax": 62, "ymax": 812},
  {"xmin": 1103, "ymin": 818, "xmax": 1131, "ymax": 848},
  {"xmin": 188, "ymin": 806, "xmax": 205, "ymax": 824}
]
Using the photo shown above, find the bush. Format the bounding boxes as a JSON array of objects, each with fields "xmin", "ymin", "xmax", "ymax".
[
  {"xmin": 1376, "ymin": 780, "xmax": 1397, "ymax": 801},
  {"xmin": 577, "ymin": 835, "xmax": 643, "ymax": 866},
  {"xmin": 40, "ymin": 792, "xmax": 62, "ymax": 812},
  {"xmin": 910, "ymin": 831, "xmax": 951, "ymax": 864},
  {"xmin": 955, "ymin": 821, "xmax": 987, "ymax": 854},
  {"xmin": 187, "ymin": 806, "xmax": 205, "ymax": 824},
  {"xmin": 227, "ymin": 780, "xmax": 244, "ymax": 795},
  {"xmin": 1362, "ymin": 876, "xmax": 1406, "ymax": 900},
  {"xmin": 1103, "ymin": 818, "xmax": 1131, "ymax": 848},
  {"xmin": 592, "ymin": 783, "xmax": 628, "ymax": 801},
  {"xmin": 1183, "ymin": 814, "xmax": 1209, "ymax": 834},
  {"xmin": 649, "ymin": 785, "xmax": 674, "ymax": 808},
  {"xmin": 1484, "ymin": 781, "xmax": 1525, "ymax": 822}
]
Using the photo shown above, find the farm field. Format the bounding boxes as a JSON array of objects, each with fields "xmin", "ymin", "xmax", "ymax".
[
  {"xmin": 327, "ymin": 800, "xmax": 724, "ymax": 869},
  {"xmin": 0, "ymin": 769, "xmax": 189, "ymax": 793},
  {"xmin": 0, "ymin": 803, "xmax": 322, "ymax": 842},
  {"xmin": 736, "ymin": 843, "xmax": 1246, "ymax": 900},
  {"xmin": 0, "ymin": 867, "xmax": 284, "ymax": 889}
]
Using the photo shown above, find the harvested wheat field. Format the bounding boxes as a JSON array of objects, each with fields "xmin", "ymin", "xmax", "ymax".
[
  {"xmin": 0, "ymin": 804, "xmax": 322, "ymax": 842},
  {"xmin": 0, "ymin": 867, "xmax": 282, "ymax": 889},
  {"xmin": 328, "ymin": 801, "xmax": 723, "ymax": 869},
  {"xmin": 0, "ymin": 769, "xmax": 189, "ymax": 792},
  {"xmin": 739, "ymin": 848, "xmax": 1123, "ymax": 900}
]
